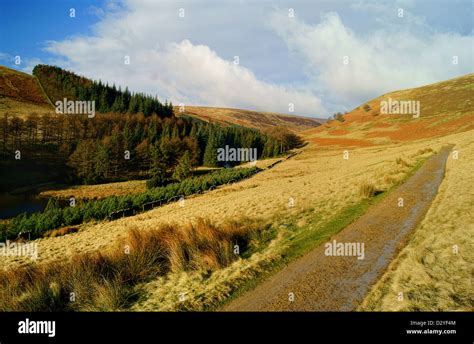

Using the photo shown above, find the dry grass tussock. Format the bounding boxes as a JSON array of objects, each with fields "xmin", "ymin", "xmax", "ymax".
[
  {"xmin": 44, "ymin": 227, "xmax": 79, "ymax": 238},
  {"xmin": 359, "ymin": 181, "xmax": 382, "ymax": 198},
  {"xmin": 396, "ymin": 157, "xmax": 411, "ymax": 168},
  {"xmin": 0, "ymin": 218, "xmax": 269, "ymax": 311}
]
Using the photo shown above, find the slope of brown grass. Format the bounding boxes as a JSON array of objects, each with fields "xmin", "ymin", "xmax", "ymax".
[
  {"xmin": 304, "ymin": 73, "xmax": 474, "ymax": 145},
  {"xmin": 177, "ymin": 105, "xmax": 323, "ymax": 132},
  {"xmin": 0, "ymin": 66, "xmax": 51, "ymax": 105},
  {"xmin": 40, "ymin": 180, "xmax": 148, "ymax": 200},
  {"xmin": 0, "ymin": 66, "xmax": 54, "ymax": 117},
  {"xmin": 0, "ymin": 97, "xmax": 54, "ymax": 118}
]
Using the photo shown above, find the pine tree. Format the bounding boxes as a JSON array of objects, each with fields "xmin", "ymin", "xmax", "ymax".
[
  {"xmin": 111, "ymin": 95, "xmax": 122, "ymax": 113},
  {"xmin": 99, "ymin": 89, "xmax": 109, "ymax": 113},
  {"xmin": 132, "ymin": 122, "xmax": 144, "ymax": 147},
  {"xmin": 172, "ymin": 151, "xmax": 192, "ymax": 182},
  {"xmin": 129, "ymin": 95, "xmax": 139, "ymax": 113},
  {"xmin": 147, "ymin": 121, "xmax": 158, "ymax": 142},
  {"xmin": 171, "ymin": 124, "xmax": 179, "ymax": 138},
  {"xmin": 95, "ymin": 143, "xmax": 111, "ymax": 180},
  {"xmin": 67, "ymin": 139, "xmax": 98, "ymax": 183},
  {"xmin": 123, "ymin": 122, "xmax": 133, "ymax": 150},
  {"xmin": 135, "ymin": 138, "xmax": 150, "ymax": 171},
  {"xmin": 149, "ymin": 144, "xmax": 168, "ymax": 187},
  {"xmin": 203, "ymin": 131, "xmax": 219, "ymax": 167}
]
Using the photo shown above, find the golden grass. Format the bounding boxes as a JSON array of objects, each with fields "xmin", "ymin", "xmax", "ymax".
[
  {"xmin": 360, "ymin": 131, "xmax": 474, "ymax": 311},
  {"xmin": 44, "ymin": 227, "xmax": 79, "ymax": 238},
  {"xmin": 0, "ymin": 97, "xmax": 54, "ymax": 118},
  {"xmin": 132, "ymin": 231, "xmax": 284, "ymax": 311},
  {"xmin": 0, "ymin": 218, "xmax": 266, "ymax": 311},
  {"xmin": 1, "ymin": 129, "xmax": 471, "ymax": 312},
  {"xmin": 40, "ymin": 180, "xmax": 147, "ymax": 199},
  {"xmin": 395, "ymin": 157, "xmax": 410, "ymax": 168},
  {"xmin": 359, "ymin": 181, "xmax": 380, "ymax": 198},
  {"xmin": 176, "ymin": 105, "xmax": 322, "ymax": 133},
  {"xmin": 0, "ymin": 136, "xmax": 447, "ymax": 270},
  {"xmin": 38, "ymin": 157, "xmax": 278, "ymax": 201},
  {"xmin": 303, "ymin": 74, "xmax": 474, "ymax": 145}
]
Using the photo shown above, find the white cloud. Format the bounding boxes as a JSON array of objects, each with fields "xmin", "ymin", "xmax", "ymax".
[
  {"xmin": 269, "ymin": 8, "xmax": 474, "ymax": 110},
  {"xmin": 42, "ymin": 1, "xmax": 473, "ymax": 117},
  {"xmin": 44, "ymin": 1, "xmax": 324, "ymax": 116}
]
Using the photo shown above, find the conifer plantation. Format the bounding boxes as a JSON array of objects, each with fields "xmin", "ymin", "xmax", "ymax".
[
  {"xmin": 33, "ymin": 65, "xmax": 174, "ymax": 117},
  {"xmin": 0, "ymin": 111, "xmax": 300, "ymax": 187}
]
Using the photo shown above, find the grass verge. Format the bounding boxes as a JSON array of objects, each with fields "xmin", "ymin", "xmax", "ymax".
[{"xmin": 359, "ymin": 142, "xmax": 473, "ymax": 311}]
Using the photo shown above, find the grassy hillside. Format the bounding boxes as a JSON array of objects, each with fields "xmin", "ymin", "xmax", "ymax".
[
  {"xmin": 0, "ymin": 65, "xmax": 320, "ymax": 132},
  {"xmin": 0, "ymin": 66, "xmax": 53, "ymax": 117},
  {"xmin": 176, "ymin": 106, "xmax": 324, "ymax": 133},
  {"xmin": 304, "ymin": 73, "xmax": 474, "ymax": 146}
]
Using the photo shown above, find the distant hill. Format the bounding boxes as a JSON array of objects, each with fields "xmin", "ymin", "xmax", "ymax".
[
  {"xmin": 304, "ymin": 73, "xmax": 474, "ymax": 146},
  {"xmin": 0, "ymin": 65, "xmax": 322, "ymax": 132},
  {"xmin": 177, "ymin": 106, "xmax": 324, "ymax": 133}
]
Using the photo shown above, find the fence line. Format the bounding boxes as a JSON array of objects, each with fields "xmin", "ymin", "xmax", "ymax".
[{"xmin": 106, "ymin": 152, "xmax": 300, "ymax": 221}]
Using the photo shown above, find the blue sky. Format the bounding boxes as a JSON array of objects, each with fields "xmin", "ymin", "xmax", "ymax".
[
  {"xmin": 0, "ymin": 0, "xmax": 102, "ymax": 67},
  {"xmin": 1, "ymin": 0, "xmax": 473, "ymax": 117}
]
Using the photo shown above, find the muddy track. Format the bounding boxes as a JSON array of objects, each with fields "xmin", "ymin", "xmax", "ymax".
[{"xmin": 223, "ymin": 146, "xmax": 452, "ymax": 311}]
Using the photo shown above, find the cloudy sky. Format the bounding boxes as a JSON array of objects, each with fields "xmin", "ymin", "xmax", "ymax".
[{"xmin": 1, "ymin": 0, "xmax": 473, "ymax": 117}]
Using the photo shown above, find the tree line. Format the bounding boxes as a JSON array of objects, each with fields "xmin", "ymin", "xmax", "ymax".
[
  {"xmin": 33, "ymin": 65, "xmax": 173, "ymax": 117},
  {"xmin": 0, "ymin": 113, "xmax": 301, "ymax": 186},
  {"xmin": 0, "ymin": 167, "xmax": 259, "ymax": 241}
]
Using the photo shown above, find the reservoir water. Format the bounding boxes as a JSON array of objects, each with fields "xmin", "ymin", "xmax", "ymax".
[{"xmin": 0, "ymin": 193, "xmax": 51, "ymax": 219}]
